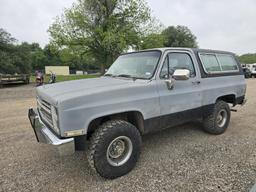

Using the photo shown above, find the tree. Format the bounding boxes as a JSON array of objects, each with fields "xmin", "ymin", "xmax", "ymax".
[
  {"xmin": 239, "ymin": 53, "xmax": 256, "ymax": 64},
  {"xmin": 0, "ymin": 28, "xmax": 16, "ymax": 46},
  {"xmin": 140, "ymin": 33, "xmax": 165, "ymax": 49},
  {"xmin": 24, "ymin": 43, "xmax": 47, "ymax": 70},
  {"xmin": 0, "ymin": 28, "xmax": 31, "ymax": 74},
  {"xmin": 48, "ymin": 0, "xmax": 154, "ymax": 74},
  {"xmin": 162, "ymin": 25, "xmax": 198, "ymax": 48},
  {"xmin": 13, "ymin": 42, "xmax": 32, "ymax": 74}
]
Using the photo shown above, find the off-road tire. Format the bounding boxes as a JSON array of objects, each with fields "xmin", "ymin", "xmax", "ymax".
[
  {"xmin": 203, "ymin": 100, "xmax": 230, "ymax": 134},
  {"xmin": 87, "ymin": 120, "xmax": 142, "ymax": 179}
]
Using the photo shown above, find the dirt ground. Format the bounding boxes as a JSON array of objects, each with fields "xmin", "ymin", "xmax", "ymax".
[{"xmin": 0, "ymin": 80, "xmax": 256, "ymax": 192}]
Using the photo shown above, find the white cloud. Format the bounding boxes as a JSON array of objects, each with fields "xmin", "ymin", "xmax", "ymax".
[
  {"xmin": 147, "ymin": 0, "xmax": 256, "ymax": 54},
  {"xmin": 0, "ymin": 0, "xmax": 256, "ymax": 54},
  {"xmin": 0, "ymin": 0, "xmax": 73, "ymax": 46}
]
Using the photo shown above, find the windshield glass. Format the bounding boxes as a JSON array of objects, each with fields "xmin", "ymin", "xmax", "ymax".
[{"xmin": 105, "ymin": 51, "xmax": 161, "ymax": 79}]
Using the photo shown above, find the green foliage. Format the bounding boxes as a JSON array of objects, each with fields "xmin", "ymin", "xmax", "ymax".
[
  {"xmin": 48, "ymin": 0, "xmax": 154, "ymax": 73},
  {"xmin": 0, "ymin": 28, "xmax": 16, "ymax": 46},
  {"xmin": 239, "ymin": 53, "xmax": 256, "ymax": 64},
  {"xmin": 0, "ymin": 29, "xmax": 31, "ymax": 74},
  {"xmin": 24, "ymin": 43, "xmax": 49, "ymax": 70},
  {"xmin": 140, "ymin": 33, "xmax": 165, "ymax": 49},
  {"xmin": 162, "ymin": 25, "xmax": 198, "ymax": 48},
  {"xmin": 139, "ymin": 25, "xmax": 198, "ymax": 50}
]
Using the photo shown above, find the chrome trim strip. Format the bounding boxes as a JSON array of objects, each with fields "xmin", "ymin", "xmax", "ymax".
[
  {"xmin": 37, "ymin": 97, "xmax": 54, "ymax": 129},
  {"xmin": 38, "ymin": 110, "xmax": 53, "ymax": 127},
  {"xmin": 42, "ymin": 127, "xmax": 73, "ymax": 145},
  {"xmin": 37, "ymin": 98, "xmax": 51, "ymax": 114}
]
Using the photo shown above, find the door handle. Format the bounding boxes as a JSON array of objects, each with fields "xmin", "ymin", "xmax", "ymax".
[{"xmin": 192, "ymin": 80, "xmax": 201, "ymax": 85}]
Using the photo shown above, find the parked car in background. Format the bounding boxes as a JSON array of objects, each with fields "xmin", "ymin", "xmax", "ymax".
[
  {"xmin": 246, "ymin": 64, "xmax": 256, "ymax": 78},
  {"xmin": 28, "ymin": 48, "xmax": 246, "ymax": 179},
  {"xmin": 242, "ymin": 67, "xmax": 252, "ymax": 78}
]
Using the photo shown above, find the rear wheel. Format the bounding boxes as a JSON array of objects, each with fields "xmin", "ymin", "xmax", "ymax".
[
  {"xmin": 203, "ymin": 100, "xmax": 230, "ymax": 134},
  {"xmin": 87, "ymin": 120, "xmax": 142, "ymax": 179}
]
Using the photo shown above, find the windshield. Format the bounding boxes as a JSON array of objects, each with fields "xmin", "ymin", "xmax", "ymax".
[{"xmin": 105, "ymin": 51, "xmax": 161, "ymax": 79}]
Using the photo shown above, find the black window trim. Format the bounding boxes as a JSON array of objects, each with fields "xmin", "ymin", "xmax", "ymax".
[
  {"xmin": 159, "ymin": 51, "xmax": 197, "ymax": 79},
  {"xmin": 198, "ymin": 53, "xmax": 240, "ymax": 74}
]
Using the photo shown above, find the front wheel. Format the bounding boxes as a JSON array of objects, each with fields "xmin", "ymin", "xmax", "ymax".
[
  {"xmin": 203, "ymin": 100, "xmax": 231, "ymax": 134},
  {"xmin": 87, "ymin": 120, "xmax": 142, "ymax": 179}
]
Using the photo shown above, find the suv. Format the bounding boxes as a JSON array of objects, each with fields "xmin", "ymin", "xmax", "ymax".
[{"xmin": 28, "ymin": 48, "xmax": 246, "ymax": 179}]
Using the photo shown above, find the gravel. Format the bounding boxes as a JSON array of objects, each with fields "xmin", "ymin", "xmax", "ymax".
[{"xmin": 0, "ymin": 80, "xmax": 256, "ymax": 192}]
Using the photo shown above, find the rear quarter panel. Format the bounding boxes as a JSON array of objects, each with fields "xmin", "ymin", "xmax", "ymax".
[{"xmin": 200, "ymin": 75, "xmax": 246, "ymax": 106}]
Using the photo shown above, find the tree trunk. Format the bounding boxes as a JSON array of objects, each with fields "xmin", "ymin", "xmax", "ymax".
[
  {"xmin": 100, "ymin": 53, "xmax": 113, "ymax": 75},
  {"xmin": 100, "ymin": 63, "xmax": 105, "ymax": 75}
]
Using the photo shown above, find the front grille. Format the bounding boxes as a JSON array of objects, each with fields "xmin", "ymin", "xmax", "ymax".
[{"xmin": 37, "ymin": 97, "xmax": 53, "ymax": 128}]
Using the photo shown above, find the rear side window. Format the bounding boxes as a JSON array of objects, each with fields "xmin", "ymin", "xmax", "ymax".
[
  {"xmin": 217, "ymin": 55, "xmax": 238, "ymax": 71},
  {"xmin": 199, "ymin": 53, "xmax": 239, "ymax": 73},
  {"xmin": 200, "ymin": 54, "xmax": 221, "ymax": 72}
]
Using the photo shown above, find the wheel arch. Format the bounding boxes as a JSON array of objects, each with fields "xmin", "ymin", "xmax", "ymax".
[
  {"xmin": 216, "ymin": 94, "xmax": 236, "ymax": 106},
  {"xmin": 86, "ymin": 110, "xmax": 145, "ymax": 139}
]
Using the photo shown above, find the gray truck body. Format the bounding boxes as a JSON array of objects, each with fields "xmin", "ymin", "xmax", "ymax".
[{"xmin": 28, "ymin": 48, "xmax": 246, "ymax": 150}]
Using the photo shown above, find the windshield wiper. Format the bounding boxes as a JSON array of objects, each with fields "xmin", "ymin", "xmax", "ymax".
[
  {"xmin": 116, "ymin": 74, "xmax": 132, "ymax": 78},
  {"xmin": 116, "ymin": 74, "xmax": 150, "ymax": 80},
  {"xmin": 107, "ymin": 73, "xmax": 149, "ymax": 80},
  {"xmin": 104, "ymin": 73, "xmax": 113, "ymax": 77}
]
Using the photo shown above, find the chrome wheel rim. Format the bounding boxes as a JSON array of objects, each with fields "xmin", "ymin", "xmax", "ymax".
[
  {"xmin": 106, "ymin": 136, "xmax": 133, "ymax": 167},
  {"xmin": 216, "ymin": 109, "xmax": 227, "ymax": 127}
]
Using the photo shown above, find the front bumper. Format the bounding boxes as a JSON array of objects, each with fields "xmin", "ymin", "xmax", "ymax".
[{"xmin": 28, "ymin": 108, "xmax": 74, "ymax": 155}]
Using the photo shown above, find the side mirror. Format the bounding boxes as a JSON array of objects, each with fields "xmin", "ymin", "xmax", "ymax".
[{"xmin": 173, "ymin": 69, "xmax": 190, "ymax": 80}]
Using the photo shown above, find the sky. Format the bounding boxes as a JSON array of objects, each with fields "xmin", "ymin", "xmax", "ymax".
[{"xmin": 0, "ymin": 0, "xmax": 255, "ymax": 55}]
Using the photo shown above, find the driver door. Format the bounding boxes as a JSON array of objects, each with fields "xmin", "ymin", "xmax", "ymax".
[{"xmin": 156, "ymin": 50, "xmax": 202, "ymax": 129}]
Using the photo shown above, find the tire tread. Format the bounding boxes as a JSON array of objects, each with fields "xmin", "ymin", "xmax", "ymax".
[{"xmin": 88, "ymin": 120, "xmax": 141, "ymax": 178}]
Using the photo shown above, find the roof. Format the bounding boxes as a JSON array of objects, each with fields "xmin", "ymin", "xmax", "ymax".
[{"xmin": 143, "ymin": 47, "xmax": 235, "ymax": 55}]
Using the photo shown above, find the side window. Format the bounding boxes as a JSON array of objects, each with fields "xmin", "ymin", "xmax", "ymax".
[
  {"xmin": 168, "ymin": 53, "xmax": 195, "ymax": 77},
  {"xmin": 160, "ymin": 53, "xmax": 196, "ymax": 79},
  {"xmin": 200, "ymin": 54, "xmax": 221, "ymax": 73},
  {"xmin": 200, "ymin": 53, "xmax": 239, "ymax": 73},
  {"xmin": 160, "ymin": 57, "xmax": 168, "ymax": 79},
  {"xmin": 217, "ymin": 55, "xmax": 238, "ymax": 71}
]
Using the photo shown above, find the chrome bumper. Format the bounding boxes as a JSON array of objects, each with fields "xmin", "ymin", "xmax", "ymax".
[{"xmin": 28, "ymin": 108, "xmax": 74, "ymax": 155}]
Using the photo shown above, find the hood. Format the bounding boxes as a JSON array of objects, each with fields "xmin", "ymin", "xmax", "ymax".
[{"xmin": 36, "ymin": 77, "xmax": 135, "ymax": 104}]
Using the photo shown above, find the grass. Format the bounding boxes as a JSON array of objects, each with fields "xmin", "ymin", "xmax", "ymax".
[{"xmin": 30, "ymin": 74, "xmax": 100, "ymax": 83}]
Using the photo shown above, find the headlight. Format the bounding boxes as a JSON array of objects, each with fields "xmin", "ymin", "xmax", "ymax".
[{"xmin": 51, "ymin": 106, "xmax": 60, "ymax": 134}]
